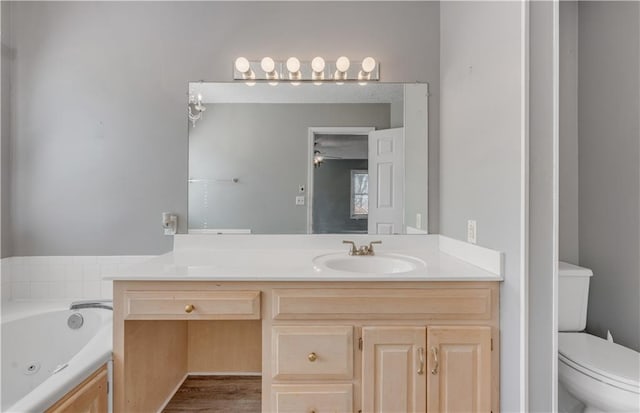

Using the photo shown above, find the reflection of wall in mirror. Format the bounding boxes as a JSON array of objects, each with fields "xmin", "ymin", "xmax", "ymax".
[
  {"xmin": 313, "ymin": 160, "xmax": 369, "ymax": 234},
  {"xmin": 188, "ymin": 103, "xmax": 390, "ymax": 233},
  {"xmin": 404, "ymin": 84, "xmax": 429, "ymax": 233}
]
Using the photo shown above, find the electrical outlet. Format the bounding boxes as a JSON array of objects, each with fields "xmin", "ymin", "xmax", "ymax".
[
  {"xmin": 467, "ymin": 220, "xmax": 477, "ymax": 244},
  {"xmin": 295, "ymin": 196, "xmax": 305, "ymax": 206},
  {"xmin": 298, "ymin": 185, "xmax": 305, "ymax": 193},
  {"xmin": 162, "ymin": 212, "xmax": 177, "ymax": 236},
  {"xmin": 416, "ymin": 213, "xmax": 422, "ymax": 229}
]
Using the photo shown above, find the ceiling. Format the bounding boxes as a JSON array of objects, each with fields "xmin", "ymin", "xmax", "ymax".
[{"xmin": 315, "ymin": 134, "xmax": 368, "ymax": 160}]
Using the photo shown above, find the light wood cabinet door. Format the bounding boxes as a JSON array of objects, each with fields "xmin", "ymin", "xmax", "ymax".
[
  {"xmin": 362, "ymin": 326, "xmax": 427, "ymax": 413},
  {"xmin": 46, "ymin": 364, "xmax": 108, "ymax": 413},
  {"xmin": 426, "ymin": 326, "xmax": 492, "ymax": 413}
]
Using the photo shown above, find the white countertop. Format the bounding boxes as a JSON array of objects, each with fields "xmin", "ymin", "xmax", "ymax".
[{"xmin": 104, "ymin": 235, "xmax": 503, "ymax": 282}]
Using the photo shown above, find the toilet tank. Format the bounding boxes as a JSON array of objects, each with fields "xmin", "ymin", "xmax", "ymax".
[{"xmin": 558, "ymin": 262, "xmax": 594, "ymax": 331}]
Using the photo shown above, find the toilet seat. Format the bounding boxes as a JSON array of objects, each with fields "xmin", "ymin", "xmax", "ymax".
[{"xmin": 559, "ymin": 332, "xmax": 640, "ymax": 393}]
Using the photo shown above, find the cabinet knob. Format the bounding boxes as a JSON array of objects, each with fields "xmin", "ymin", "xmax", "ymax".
[
  {"xmin": 307, "ymin": 352, "xmax": 318, "ymax": 362},
  {"xmin": 185, "ymin": 304, "xmax": 195, "ymax": 313}
]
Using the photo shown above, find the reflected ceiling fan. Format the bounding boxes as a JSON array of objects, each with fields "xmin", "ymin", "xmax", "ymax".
[
  {"xmin": 313, "ymin": 149, "xmax": 344, "ymax": 168},
  {"xmin": 313, "ymin": 141, "xmax": 345, "ymax": 168}
]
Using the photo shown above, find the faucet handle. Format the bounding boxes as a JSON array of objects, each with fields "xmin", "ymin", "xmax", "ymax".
[
  {"xmin": 343, "ymin": 240, "xmax": 358, "ymax": 255},
  {"xmin": 368, "ymin": 240, "xmax": 382, "ymax": 255}
]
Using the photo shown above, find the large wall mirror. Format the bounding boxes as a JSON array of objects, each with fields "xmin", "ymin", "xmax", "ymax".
[{"xmin": 188, "ymin": 82, "xmax": 428, "ymax": 235}]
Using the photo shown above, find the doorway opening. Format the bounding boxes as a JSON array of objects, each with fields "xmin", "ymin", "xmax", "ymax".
[{"xmin": 307, "ymin": 127, "xmax": 374, "ymax": 234}]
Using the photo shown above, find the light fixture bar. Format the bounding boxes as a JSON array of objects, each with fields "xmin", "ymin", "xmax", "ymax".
[{"xmin": 232, "ymin": 57, "xmax": 379, "ymax": 82}]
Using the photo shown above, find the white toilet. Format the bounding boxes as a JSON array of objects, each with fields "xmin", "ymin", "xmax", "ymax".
[{"xmin": 558, "ymin": 261, "xmax": 640, "ymax": 413}]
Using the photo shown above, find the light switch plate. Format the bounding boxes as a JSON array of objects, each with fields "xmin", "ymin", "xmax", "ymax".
[
  {"xmin": 467, "ymin": 220, "xmax": 477, "ymax": 244},
  {"xmin": 295, "ymin": 196, "xmax": 305, "ymax": 206}
]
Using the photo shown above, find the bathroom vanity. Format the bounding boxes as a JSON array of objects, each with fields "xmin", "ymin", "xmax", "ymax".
[{"xmin": 110, "ymin": 235, "xmax": 502, "ymax": 413}]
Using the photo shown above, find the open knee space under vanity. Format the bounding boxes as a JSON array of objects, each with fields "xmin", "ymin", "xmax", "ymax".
[{"xmin": 113, "ymin": 281, "xmax": 500, "ymax": 413}]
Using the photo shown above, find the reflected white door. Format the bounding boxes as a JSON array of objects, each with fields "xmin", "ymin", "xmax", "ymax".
[{"xmin": 368, "ymin": 128, "xmax": 405, "ymax": 234}]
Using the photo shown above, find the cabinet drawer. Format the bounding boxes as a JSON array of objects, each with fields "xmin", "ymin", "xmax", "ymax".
[
  {"xmin": 124, "ymin": 290, "xmax": 260, "ymax": 320},
  {"xmin": 273, "ymin": 288, "xmax": 493, "ymax": 320},
  {"xmin": 271, "ymin": 384, "xmax": 352, "ymax": 413},
  {"xmin": 272, "ymin": 326, "xmax": 353, "ymax": 380}
]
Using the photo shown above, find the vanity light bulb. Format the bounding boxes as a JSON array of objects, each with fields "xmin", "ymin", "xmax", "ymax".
[
  {"xmin": 361, "ymin": 57, "xmax": 376, "ymax": 73},
  {"xmin": 194, "ymin": 94, "xmax": 206, "ymax": 111},
  {"xmin": 311, "ymin": 56, "xmax": 326, "ymax": 73},
  {"xmin": 286, "ymin": 57, "xmax": 301, "ymax": 73},
  {"xmin": 358, "ymin": 70, "xmax": 368, "ymax": 85},
  {"xmin": 261, "ymin": 57, "xmax": 276, "ymax": 74},
  {"xmin": 235, "ymin": 57, "xmax": 251, "ymax": 74},
  {"xmin": 336, "ymin": 56, "xmax": 350, "ymax": 72}
]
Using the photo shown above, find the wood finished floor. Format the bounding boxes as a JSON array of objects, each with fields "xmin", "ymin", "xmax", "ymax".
[{"xmin": 162, "ymin": 375, "xmax": 261, "ymax": 413}]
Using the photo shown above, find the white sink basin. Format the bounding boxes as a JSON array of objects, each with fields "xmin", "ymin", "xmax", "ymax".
[{"xmin": 313, "ymin": 253, "xmax": 426, "ymax": 275}]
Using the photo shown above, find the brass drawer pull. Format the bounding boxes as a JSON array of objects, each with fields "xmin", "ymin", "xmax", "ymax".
[
  {"xmin": 184, "ymin": 304, "xmax": 195, "ymax": 313},
  {"xmin": 417, "ymin": 347, "xmax": 425, "ymax": 375},
  {"xmin": 307, "ymin": 352, "xmax": 318, "ymax": 362},
  {"xmin": 431, "ymin": 346, "xmax": 439, "ymax": 375}
]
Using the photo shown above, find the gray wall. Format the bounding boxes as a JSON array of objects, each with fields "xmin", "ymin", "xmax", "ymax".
[
  {"xmin": 529, "ymin": 1, "xmax": 558, "ymax": 411},
  {"xmin": 1, "ymin": 5, "xmax": 10, "ymax": 258},
  {"xmin": 313, "ymin": 159, "xmax": 368, "ymax": 234},
  {"xmin": 440, "ymin": 2, "xmax": 525, "ymax": 410},
  {"xmin": 0, "ymin": 1, "xmax": 440, "ymax": 256},
  {"xmin": 578, "ymin": 1, "xmax": 640, "ymax": 351},
  {"xmin": 188, "ymin": 103, "xmax": 389, "ymax": 233},
  {"xmin": 559, "ymin": 1, "xmax": 579, "ymax": 264},
  {"xmin": 390, "ymin": 100, "xmax": 404, "ymax": 129},
  {"xmin": 404, "ymin": 84, "xmax": 429, "ymax": 231}
]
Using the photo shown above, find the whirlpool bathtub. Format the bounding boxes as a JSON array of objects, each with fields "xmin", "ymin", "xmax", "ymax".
[{"xmin": 1, "ymin": 303, "xmax": 112, "ymax": 412}]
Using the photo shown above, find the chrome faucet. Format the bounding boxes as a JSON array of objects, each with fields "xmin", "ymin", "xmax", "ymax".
[
  {"xmin": 342, "ymin": 240, "xmax": 382, "ymax": 256},
  {"xmin": 70, "ymin": 299, "xmax": 113, "ymax": 311}
]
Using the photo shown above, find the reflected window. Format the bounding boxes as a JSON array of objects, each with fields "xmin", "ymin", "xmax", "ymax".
[{"xmin": 350, "ymin": 170, "xmax": 369, "ymax": 219}]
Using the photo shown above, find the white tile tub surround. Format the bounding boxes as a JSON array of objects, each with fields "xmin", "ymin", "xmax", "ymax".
[{"xmin": 0, "ymin": 256, "xmax": 154, "ymax": 301}]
